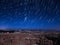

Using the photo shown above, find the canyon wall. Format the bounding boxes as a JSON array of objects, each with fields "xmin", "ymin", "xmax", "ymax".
[{"xmin": 0, "ymin": 31, "xmax": 59, "ymax": 45}]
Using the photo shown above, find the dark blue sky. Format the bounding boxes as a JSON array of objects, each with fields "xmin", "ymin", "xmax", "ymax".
[{"xmin": 0, "ymin": 0, "xmax": 60, "ymax": 30}]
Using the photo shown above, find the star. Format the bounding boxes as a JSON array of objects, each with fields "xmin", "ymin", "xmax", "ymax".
[
  {"xmin": 39, "ymin": 16, "xmax": 43, "ymax": 20},
  {"xmin": 24, "ymin": 16, "xmax": 27, "ymax": 22},
  {"xmin": 48, "ymin": 19, "xmax": 51, "ymax": 23},
  {"xmin": 51, "ymin": 18, "xmax": 55, "ymax": 22},
  {"xmin": 20, "ymin": 3, "xmax": 23, "ymax": 6}
]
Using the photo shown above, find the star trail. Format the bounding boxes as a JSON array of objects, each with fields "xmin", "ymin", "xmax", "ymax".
[{"xmin": 0, "ymin": 0, "xmax": 60, "ymax": 30}]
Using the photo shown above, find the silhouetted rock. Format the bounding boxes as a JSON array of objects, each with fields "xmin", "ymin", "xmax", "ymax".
[{"xmin": 45, "ymin": 35, "xmax": 60, "ymax": 45}]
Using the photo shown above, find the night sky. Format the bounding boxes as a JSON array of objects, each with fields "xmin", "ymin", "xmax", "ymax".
[{"xmin": 0, "ymin": 0, "xmax": 60, "ymax": 30}]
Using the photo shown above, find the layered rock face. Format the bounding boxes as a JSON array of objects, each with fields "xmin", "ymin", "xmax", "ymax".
[{"xmin": 0, "ymin": 31, "xmax": 59, "ymax": 45}]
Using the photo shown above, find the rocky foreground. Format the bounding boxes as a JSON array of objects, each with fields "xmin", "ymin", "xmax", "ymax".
[{"xmin": 0, "ymin": 30, "xmax": 60, "ymax": 45}]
